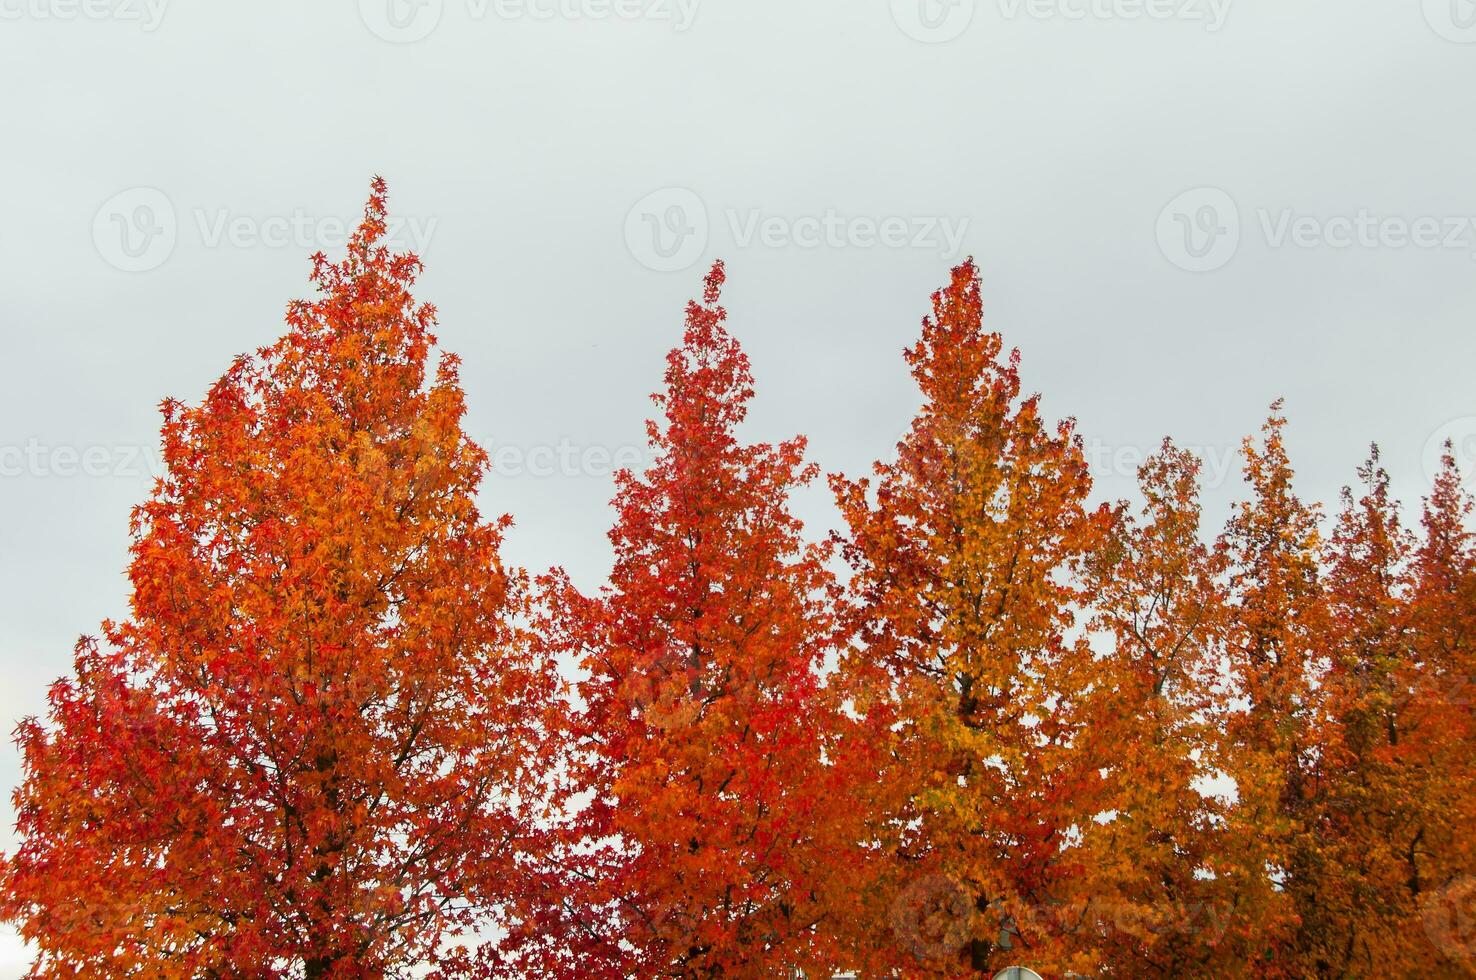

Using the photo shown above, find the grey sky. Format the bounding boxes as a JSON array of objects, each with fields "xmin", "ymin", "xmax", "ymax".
[{"xmin": 2, "ymin": 0, "xmax": 1475, "ymax": 967}]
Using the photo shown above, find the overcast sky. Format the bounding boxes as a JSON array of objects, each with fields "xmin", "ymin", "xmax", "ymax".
[{"xmin": 3, "ymin": 0, "xmax": 1475, "ymax": 968}]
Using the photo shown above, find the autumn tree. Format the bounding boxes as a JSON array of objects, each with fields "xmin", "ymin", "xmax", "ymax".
[
  {"xmin": 4, "ymin": 203, "xmax": 1473, "ymax": 980},
  {"xmin": 519, "ymin": 262, "xmax": 857, "ymax": 978},
  {"xmin": 831, "ymin": 259, "xmax": 1112, "ymax": 976},
  {"xmin": 1404, "ymin": 448, "xmax": 1476, "ymax": 973},
  {"xmin": 0, "ymin": 180, "xmax": 559, "ymax": 978},
  {"xmin": 1283, "ymin": 447, "xmax": 1445, "ymax": 974},
  {"xmin": 1212, "ymin": 406, "xmax": 1323, "ymax": 974},
  {"xmin": 1074, "ymin": 441, "xmax": 1231, "ymax": 976}
]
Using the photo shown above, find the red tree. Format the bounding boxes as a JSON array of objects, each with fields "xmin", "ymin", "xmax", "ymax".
[
  {"xmin": 0, "ymin": 181, "xmax": 560, "ymax": 978},
  {"xmin": 523, "ymin": 263, "xmax": 858, "ymax": 977}
]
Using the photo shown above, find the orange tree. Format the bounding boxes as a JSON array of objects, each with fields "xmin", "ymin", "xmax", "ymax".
[
  {"xmin": 1074, "ymin": 441, "xmax": 1231, "ymax": 976},
  {"xmin": 0, "ymin": 181, "xmax": 560, "ymax": 978},
  {"xmin": 1211, "ymin": 407, "xmax": 1324, "ymax": 975},
  {"xmin": 1404, "ymin": 449, "xmax": 1476, "ymax": 974},
  {"xmin": 1290, "ymin": 448, "xmax": 1449, "ymax": 974},
  {"xmin": 831, "ymin": 259, "xmax": 1113, "ymax": 976}
]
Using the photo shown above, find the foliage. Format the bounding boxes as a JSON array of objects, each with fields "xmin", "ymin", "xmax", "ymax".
[{"xmin": 4, "ymin": 196, "xmax": 1473, "ymax": 978}]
